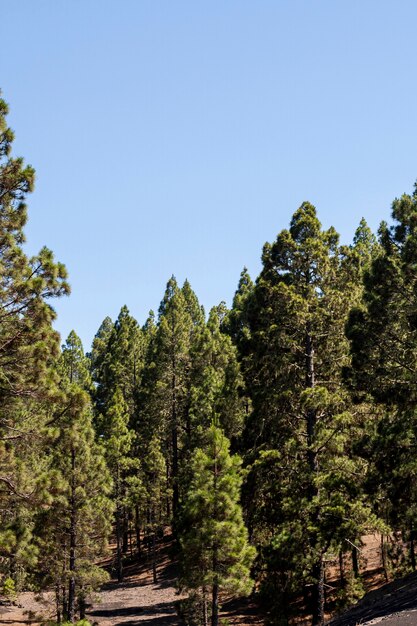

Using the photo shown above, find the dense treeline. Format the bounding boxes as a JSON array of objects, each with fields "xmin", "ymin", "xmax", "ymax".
[{"xmin": 1, "ymin": 92, "xmax": 417, "ymax": 626}]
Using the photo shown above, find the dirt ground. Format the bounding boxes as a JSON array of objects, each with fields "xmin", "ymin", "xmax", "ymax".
[
  {"xmin": 0, "ymin": 537, "xmax": 183, "ymax": 626},
  {"xmin": 328, "ymin": 571, "xmax": 417, "ymax": 625},
  {"xmin": 0, "ymin": 534, "xmax": 263, "ymax": 626},
  {"xmin": 3, "ymin": 532, "xmax": 417, "ymax": 626},
  {"xmin": 328, "ymin": 534, "xmax": 417, "ymax": 626}
]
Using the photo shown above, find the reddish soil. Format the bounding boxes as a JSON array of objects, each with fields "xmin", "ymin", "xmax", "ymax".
[
  {"xmin": 0, "ymin": 534, "xmax": 262, "ymax": 626},
  {"xmin": 3, "ymin": 531, "xmax": 416, "ymax": 626},
  {"xmin": 327, "ymin": 534, "xmax": 417, "ymax": 626}
]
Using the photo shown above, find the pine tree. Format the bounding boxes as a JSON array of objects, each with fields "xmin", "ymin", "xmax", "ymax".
[
  {"xmin": 90, "ymin": 307, "xmax": 145, "ymax": 568},
  {"xmin": 60, "ymin": 330, "xmax": 92, "ymax": 390},
  {"xmin": 104, "ymin": 386, "xmax": 136, "ymax": 582},
  {"xmin": 241, "ymin": 204, "xmax": 378, "ymax": 624},
  {"xmin": 140, "ymin": 277, "xmax": 200, "ymax": 522},
  {"xmin": 224, "ymin": 267, "xmax": 254, "ymax": 357},
  {"xmin": 347, "ymin": 184, "xmax": 417, "ymax": 572},
  {"xmin": 179, "ymin": 424, "xmax": 255, "ymax": 626},
  {"xmin": 188, "ymin": 305, "xmax": 244, "ymax": 449},
  {"xmin": 0, "ymin": 92, "xmax": 69, "ymax": 586},
  {"xmin": 35, "ymin": 332, "xmax": 112, "ymax": 622},
  {"xmin": 182, "ymin": 278, "xmax": 205, "ymax": 326},
  {"xmin": 142, "ymin": 435, "xmax": 168, "ymax": 583},
  {"xmin": 92, "ymin": 306, "xmax": 143, "ymax": 434},
  {"xmin": 89, "ymin": 316, "xmax": 113, "ymax": 417}
]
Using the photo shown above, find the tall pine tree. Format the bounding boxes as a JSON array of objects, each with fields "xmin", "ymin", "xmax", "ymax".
[{"xmin": 179, "ymin": 424, "xmax": 255, "ymax": 626}]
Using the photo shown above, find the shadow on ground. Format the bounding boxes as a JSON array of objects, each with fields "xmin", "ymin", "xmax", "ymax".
[{"xmin": 329, "ymin": 571, "xmax": 417, "ymax": 625}]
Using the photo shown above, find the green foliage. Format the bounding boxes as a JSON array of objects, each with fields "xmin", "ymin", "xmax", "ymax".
[
  {"xmin": 335, "ymin": 573, "xmax": 365, "ymax": 612},
  {"xmin": 236, "ymin": 203, "xmax": 381, "ymax": 623},
  {"xmin": 180, "ymin": 424, "xmax": 255, "ymax": 622},
  {"xmin": 33, "ymin": 332, "xmax": 113, "ymax": 621},
  {"xmin": 178, "ymin": 592, "xmax": 210, "ymax": 626},
  {"xmin": 0, "ymin": 91, "xmax": 69, "ymax": 583},
  {"xmin": 188, "ymin": 306, "xmax": 244, "ymax": 447},
  {"xmin": 1, "ymin": 576, "xmax": 17, "ymax": 600},
  {"xmin": 137, "ymin": 276, "xmax": 202, "ymax": 520},
  {"xmin": 5, "ymin": 86, "xmax": 417, "ymax": 626},
  {"xmin": 346, "ymin": 184, "xmax": 417, "ymax": 563}
]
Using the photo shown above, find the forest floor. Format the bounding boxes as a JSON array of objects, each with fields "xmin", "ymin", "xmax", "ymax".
[
  {"xmin": 3, "ymin": 533, "xmax": 417, "ymax": 626},
  {"xmin": 0, "ymin": 533, "xmax": 263, "ymax": 626},
  {"xmin": 326, "ymin": 534, "xmax": 417, "ymax": 626}
]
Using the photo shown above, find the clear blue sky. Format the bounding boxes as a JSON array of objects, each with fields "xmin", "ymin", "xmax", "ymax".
[{"xmin": 2, "ymin": 1, "xmax": 417, "ymax": 349}]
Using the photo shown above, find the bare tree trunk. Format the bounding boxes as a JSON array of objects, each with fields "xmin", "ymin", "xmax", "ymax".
[
  {"xmin": 339, "ymin": 550, "xmax": 345, "ymax": 588},
  {"xmin": 123, "ymin": 509, "xmax": 129, "ymax": 554},
  {"xmin": 129, "ymin": 518, "xmax": 133, "ymax": 557},
  {"xmin": 62, "ymin": 585, "xmax": 67, "ymax": 622},
  {"xmin": 212, "ymin": 579, "xmax": 219, "ymax": 626},
  {"xmin": 116, "ymin": 465, "xmax": 123, "ymax": 583},
  {"xmin": 152, "ymin": 531, "xmax": 157, "ymax": 583},
  {"xmin": 311, "ymin": 558, "xmax": 325, "ymax": 626},
  {"xmin": 151, "ymin": 505, "xmax": 158, "ymax": 583},
  {"xmin": 55, "ymin": 585, "xmax": 62, "ymax": 623},
  {"xmin": 68, "ymin": 448, "xmax": 77, "ymax": 623},
  {"xmin": 78, "ymin": 592, "xmax": 86, "ymax": 619},
  {"xmin": 172, "ymin": 369, "xmax": 179, "ymax": 521},
  {"xmin": 135, "ymin": 505, "xmax": 141, "ymax": 556},
  {"xmin": 202, "ymin": 586, "xmax": 208, "ymax": 626},
  {"xmin": 352, "ymin": 546, "xmax": 360, "ymax": 579},
  {"xmin": 381, "ymin": 534, "xmax": 388, "ymax": 582},
  {"xmin": 410, "ymin": 528, "xmax": 416, "ymax": 571},
  {"xmin": 62, "ymin": 539, "xmax": 67, "ymax": 620}
]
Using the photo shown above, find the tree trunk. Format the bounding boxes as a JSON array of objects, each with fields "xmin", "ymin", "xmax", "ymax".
[
  {"xmin": 212, "ymin": 580, "xmax": 219, "ymax": 626},
  {"xmin": 352, "ymin": 545, "xmax": 360, "ymax": 578},
  {"xmin": 55, "ymin": 585, "xmax": 62, "ymax": 623},
  {"xmin": 339, "ymin": 550, "xmax": 345, "ymax": 588},
  {"xmin": 62, "ymin": 585, "xmax": 67, "ymax": 621},
  {"xmin": 381, "ymin": 534, "xmax": 388, "ymax": 582},
  {"xmin": 152, "ymin": 531, "xmax": 157, "ymax": 583},
  {"xmin": 123, "ymin": 509, "xmax": 129, "ymax": 554},
  {"xmin": 61, "ymin": 539, "xmax": 67, "ymax": 620},
  {"xmin": 68, "ymin": 448, "xmax": 76, "ymax": 623},
  {"xmin": 116, "ymin": 465, "xmax": 123, "ymax": 583},
  {"xmin": 212, "ymin": 437, "xmax": 219, "ymax": 626},
  {"xmin": 129, "ymin": 519, "xmax": 133, "ymax": 557},
  {"xmin": 172, "ymin": 369, "xmax": 179, "ymax": 521},
  {"xmin": 305, "ymin": 325, "xmax": 324, "ymax": 626},
  {"xmin": 78, "ymin": 592, "xmax": 86, "ymax": 619},
  {"xmin": 410, "ymin": 528, "xmax": 416, "ymax": 571},
  {"xmin": 202, "ymin": 586, "xmax": 208, "ymax": 626},
  {"xmin": 135, "ymin": 505, "xmax": 141, "ymax": 556},
  {"xmin": 311, "ymin": 558, "xmax": 324, "ymax": 626},
  {"xmin": 151, "ymin": 505, "xmax": 158, "ymax": 583}
]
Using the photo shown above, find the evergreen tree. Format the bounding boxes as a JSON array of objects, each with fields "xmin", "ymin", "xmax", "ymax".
[
  {"xmin": 179, "ymin": 424, "xmax": 255, "ymax": 626},
  {"xmin": 347, "ymin": 184, "xmax": 417, "ymax": 571},
  {"xmin": 60, "ymin": 330, "xmax": 92, "ymax": 391},
  {"xmin": 89, "ymin": 316, "xmax": 113, "ymax": 417},
  {"xmin": 142, "ymin": 434, "xmax": 168, "ymax": 583},
  {"xmin": 90, "ymin": 307, "xmax": 145, "ymax": 569},
  {"xmin": 182, "ymin": 278, "xmax": 205, "ymax": 326},
  {"xmin": 224, "ymin": 267, "xmax": 254, "ymax": 357},
  {"xmin": 0, "ymin": 92, "xmax": 69, "ymax": 586},
  {"xmin": 36, "ymin": 332, "xmax": 112, "ymax": 622},
  {"xmin": 92, "ymin": 306, "xmax": 142, "ymax": 433},
  {"xmin": 104, "ymin": 386, "xmax": 137, "ymax": 582},
  {"xmin": 140, "ymin": 277, "xmax": 200, "ymax": 521},
  {"xmin": 188, "ymin": 306, "xmax": 244, "ymax": 449},
  {"xmin": 242, "ymin": 204, "xmax": 378, "ymax": 625}
]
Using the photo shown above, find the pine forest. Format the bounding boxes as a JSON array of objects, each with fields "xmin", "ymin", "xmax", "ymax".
[{"xmin": 2, "ymin": 90, "xmax": 417, "ymax": 626}]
